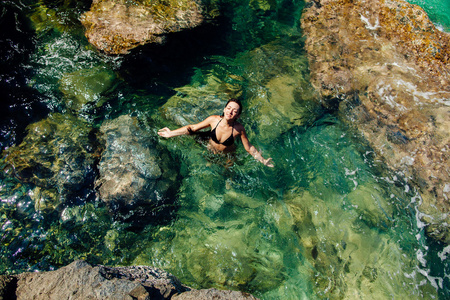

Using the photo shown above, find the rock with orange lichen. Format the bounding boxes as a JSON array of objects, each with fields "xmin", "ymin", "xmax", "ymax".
[
  {"xmin": 301, "ymin": 0, "xmax": 450, "ymax": 242},
  {"xmin": 80, "ymin": 0, "xmax": 206, "ymax": 55}
]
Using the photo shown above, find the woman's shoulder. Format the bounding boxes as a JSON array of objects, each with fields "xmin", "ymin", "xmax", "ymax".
[{"xmin": 204, "ymin": 115, "xmax": 220, "ymax": 122}]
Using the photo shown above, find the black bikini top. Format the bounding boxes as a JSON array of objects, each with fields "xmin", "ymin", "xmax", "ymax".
[{"xmin": 210, "ymin": 118, "xmax": 234, "ymax": 146}]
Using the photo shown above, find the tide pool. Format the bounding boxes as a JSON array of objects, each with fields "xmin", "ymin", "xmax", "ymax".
[{"xmin": 0, "ymin": 0, "xmax": 448, "ymax": 299}]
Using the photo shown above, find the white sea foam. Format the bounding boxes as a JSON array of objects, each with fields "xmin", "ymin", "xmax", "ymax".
[
  {"xmin": 360, "ymin": 14, "xmax": 380, "ymax": 30},
  {"xmin": 377, "ymin": 82, "xmax": 407, "ymax": 111},
  {"xmin": 438, "ymin": 245, "xmax": 450, "ymax": 261}
]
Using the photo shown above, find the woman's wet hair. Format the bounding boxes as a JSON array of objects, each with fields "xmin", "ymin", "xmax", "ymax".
[{"xmin": 223, "ymin": 98, "xmax": 242, "ymax": 116}]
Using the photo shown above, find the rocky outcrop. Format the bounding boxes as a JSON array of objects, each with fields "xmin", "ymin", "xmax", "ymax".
[
  {"xmin": 0, "ymin": 260, "xmax": 259, "ymax": 299},
  {"xmin": 301, "ymin": 0, "xmax": 450, "ymax": 242},
  {"xmin": 96, "ymin": 115, "xmax": 177, "ymax": 214},
  {"xmin": 81, "ymin": 0, "xmax": 205, "ymax": 54}
]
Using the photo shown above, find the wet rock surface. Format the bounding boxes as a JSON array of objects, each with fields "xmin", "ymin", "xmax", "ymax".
[
  {"xmin": 3, "ymin": 113, "xmax": 100, "ymax": 211},
  {"xmin": 96, "ymin": 115, "xmax": 176, "ymax": 214},
  {"xmin": 81, "ymin": 0, "xmax": 206, "ymax": 54},
  {"xmin": 59, "ymin": 66, "xmax": 117, "ymax": 114},
  {"xmin": 301, "ymin": 0, "xmax": 450, "ymax": 242}
]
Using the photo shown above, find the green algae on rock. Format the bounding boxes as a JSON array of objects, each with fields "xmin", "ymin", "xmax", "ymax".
[
  {"xmin": 59, "ymin": 66, "xmax": 117, "ymax": 114},
  {"xmin": 301, "ymin": 0, "xmax": 450, "ymax": 243},
  {"xmin": 80, "ymin": 0, "xmax": 206, "ymax": 54},
  {"xmin": 3, "ymin": 113, "xmax": 101, "ymax": 212}
]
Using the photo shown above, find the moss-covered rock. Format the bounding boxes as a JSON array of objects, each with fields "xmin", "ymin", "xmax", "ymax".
[
  {"xmin": 59, "ymin": 66, "xmax": 117, "ymax": 113},
  {"xmin": 3, "ymin": 113, "xmax": 101, "ymax": 211}
]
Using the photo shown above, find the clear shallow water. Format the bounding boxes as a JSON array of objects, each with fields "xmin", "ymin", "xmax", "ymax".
[{"xmin": 0, "ymin": 0, "xmax": 449, "ymax": 299}]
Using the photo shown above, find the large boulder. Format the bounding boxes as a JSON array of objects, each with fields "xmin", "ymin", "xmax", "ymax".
[
  {"xmin": 301, "ymin": 0, "xmax": 450, "ymax": 242},
  {"xmin": 0, "ymin": 260, "xmax": 260, "ymax": 299},
  {"xmin": 13, "ymin": 260, "xmax": 189, "ymax": 299},
  {"xmin": 81, "ymin": 0, "xmax": 206, "ymax": 54},
  {"xmin": 96, "ymin": 114, "xmax": 176, "ymax": 214}
]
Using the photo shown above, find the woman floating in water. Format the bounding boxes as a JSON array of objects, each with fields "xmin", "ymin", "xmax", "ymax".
[{"xmin": 158, "ymin": 99, "xmax": 274, "ymax": 167}]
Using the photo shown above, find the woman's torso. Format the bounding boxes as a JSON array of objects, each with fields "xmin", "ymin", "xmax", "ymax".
[{"xmin": 208, "ymin": 116, "xmax": 240, "ymax": 153}]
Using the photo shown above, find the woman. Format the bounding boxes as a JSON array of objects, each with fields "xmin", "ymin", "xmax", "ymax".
[{"xmin": 158, "ymin": 99, "xmax": 274, "ymax": 167}]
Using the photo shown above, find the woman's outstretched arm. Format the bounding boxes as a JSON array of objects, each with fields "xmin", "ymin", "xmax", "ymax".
[
  {"xmin": 239, "ymin": 127, "xmax": 274, "ymax": 167},
  {"xmin": 158, "ymin": 116, "xmax": 217, "ymax": 138}
]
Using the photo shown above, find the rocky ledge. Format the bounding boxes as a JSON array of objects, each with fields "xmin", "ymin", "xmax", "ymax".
[
  {"xmin": 0, "ymin": 260, "xmax": 259, "ymax": 299},
  {"xmin": 301, "ymin": 0, "xmax": 450, "ymax": 242}
]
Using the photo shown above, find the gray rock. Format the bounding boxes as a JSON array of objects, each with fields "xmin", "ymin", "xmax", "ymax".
[
  {"xmin": 14, "ymin": 260, "xmax": 188, "ymax": 300},
  {"xmin": 96, "ymin": 115, "xmax": 166, "ymax": 210},
  {"xmin": 2, "ymin": 260, "xmax": 260, "ymax": 300}
]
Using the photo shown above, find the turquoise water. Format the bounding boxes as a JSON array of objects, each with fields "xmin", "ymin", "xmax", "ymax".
[
  {"xmin": 1, "ymin": 0, "xmax": 449, "ymax": 299},
  {"xmin": 407, "ymin": 0, "xmax": 450, "ymax": 31}
]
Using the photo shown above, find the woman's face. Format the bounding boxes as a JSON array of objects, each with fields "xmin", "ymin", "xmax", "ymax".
[{"xmin": 224, "ymin": 101, "xmax": 241, "ymax": 120}]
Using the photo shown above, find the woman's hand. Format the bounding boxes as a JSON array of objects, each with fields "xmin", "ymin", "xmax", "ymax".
[
  {"xmin": 262, "ymin": 157, "xmax": 274, "ymax": 168},
  {"xmin": 158, "ymin": 127, "xmax": 173, "ymax": 138}
]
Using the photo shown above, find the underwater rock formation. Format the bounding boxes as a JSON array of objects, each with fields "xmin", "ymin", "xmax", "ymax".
[
  {"xmin": 81, "ymin": 0, "xmax": 206, "ymax": 54},
  {"xmin": 96, "ymin": 114, "xmax": 176, "ymax": 215},
  {"xmin": 301, "ymin": 0, "xmax": 450, "ymax": 242},
  {"xmin": 0, "ymin": 260, "xmax": 259, "ymax": 299},
  {"xmin": 59, "ymin": 66, "xmax": 117, "ymax": 114},
  {"xmin": 3, "ymin": 113, "xmax": 100, "ymax": 211}
]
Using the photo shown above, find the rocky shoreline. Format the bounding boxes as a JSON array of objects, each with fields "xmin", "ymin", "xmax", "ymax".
[
  {"xmin": 301, "ymin": 0, "xmax": 450, "ymax": 243},
  {"xmin": 0, "ymin": 260, "xmax": 259, "ymax": 299}
]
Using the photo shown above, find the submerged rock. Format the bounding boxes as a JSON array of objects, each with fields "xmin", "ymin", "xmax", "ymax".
[
  {"xmin": 301, "ymin": 0, "xmax": 450, "ymax": 242},
  {"xmin": 160, "ymin": 74, "xmax": 230, "ymax": 127},
  {"xmin": 59, "ymin": 66, "xmax": 117, "ymax": 114},
  {"xmin": 283, "ymin": 187, "xmax": 434, "ymax": 299},
  {"xmin": 96, "ymin": 114, "xmax": 176, "ymax": 215},
  {"xmin": 81, "ymin": 0, "xmax": 205, "ymax": 54},
  {"xmin": 3, "ymin": 113, "xmax": 100, "ymax": 211},
  {"xmin": 159, "ymin": 41, "xmax": 321, "ymax": 146},
  {"xmin": 239, "ymin": 42, "xmax": 321, "ymax": 142}
]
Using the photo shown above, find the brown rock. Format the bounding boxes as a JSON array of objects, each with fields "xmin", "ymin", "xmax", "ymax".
[
  {"xmin": 301, "ymin": 0, "xmax": 450, "ymax": 242},
  {"xmin": 81, "ymin": 0, "xmax": 205, "ymax": 54},
  {"xmin": 13, "ymin": 260, "xmax": 189, "ymax": 299},
  {"xmin": 1, "ymin": 260, "xmax": 260, "ymax": 300}
]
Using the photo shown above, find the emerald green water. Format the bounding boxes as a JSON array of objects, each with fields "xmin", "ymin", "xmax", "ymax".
[
  {"xmin": 407, "ymin": 0, "xmax": 450, "ymax": 31},
  {"xmin": 1, "ymin": 0, "xmax": 449, "ymax": 299}
]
